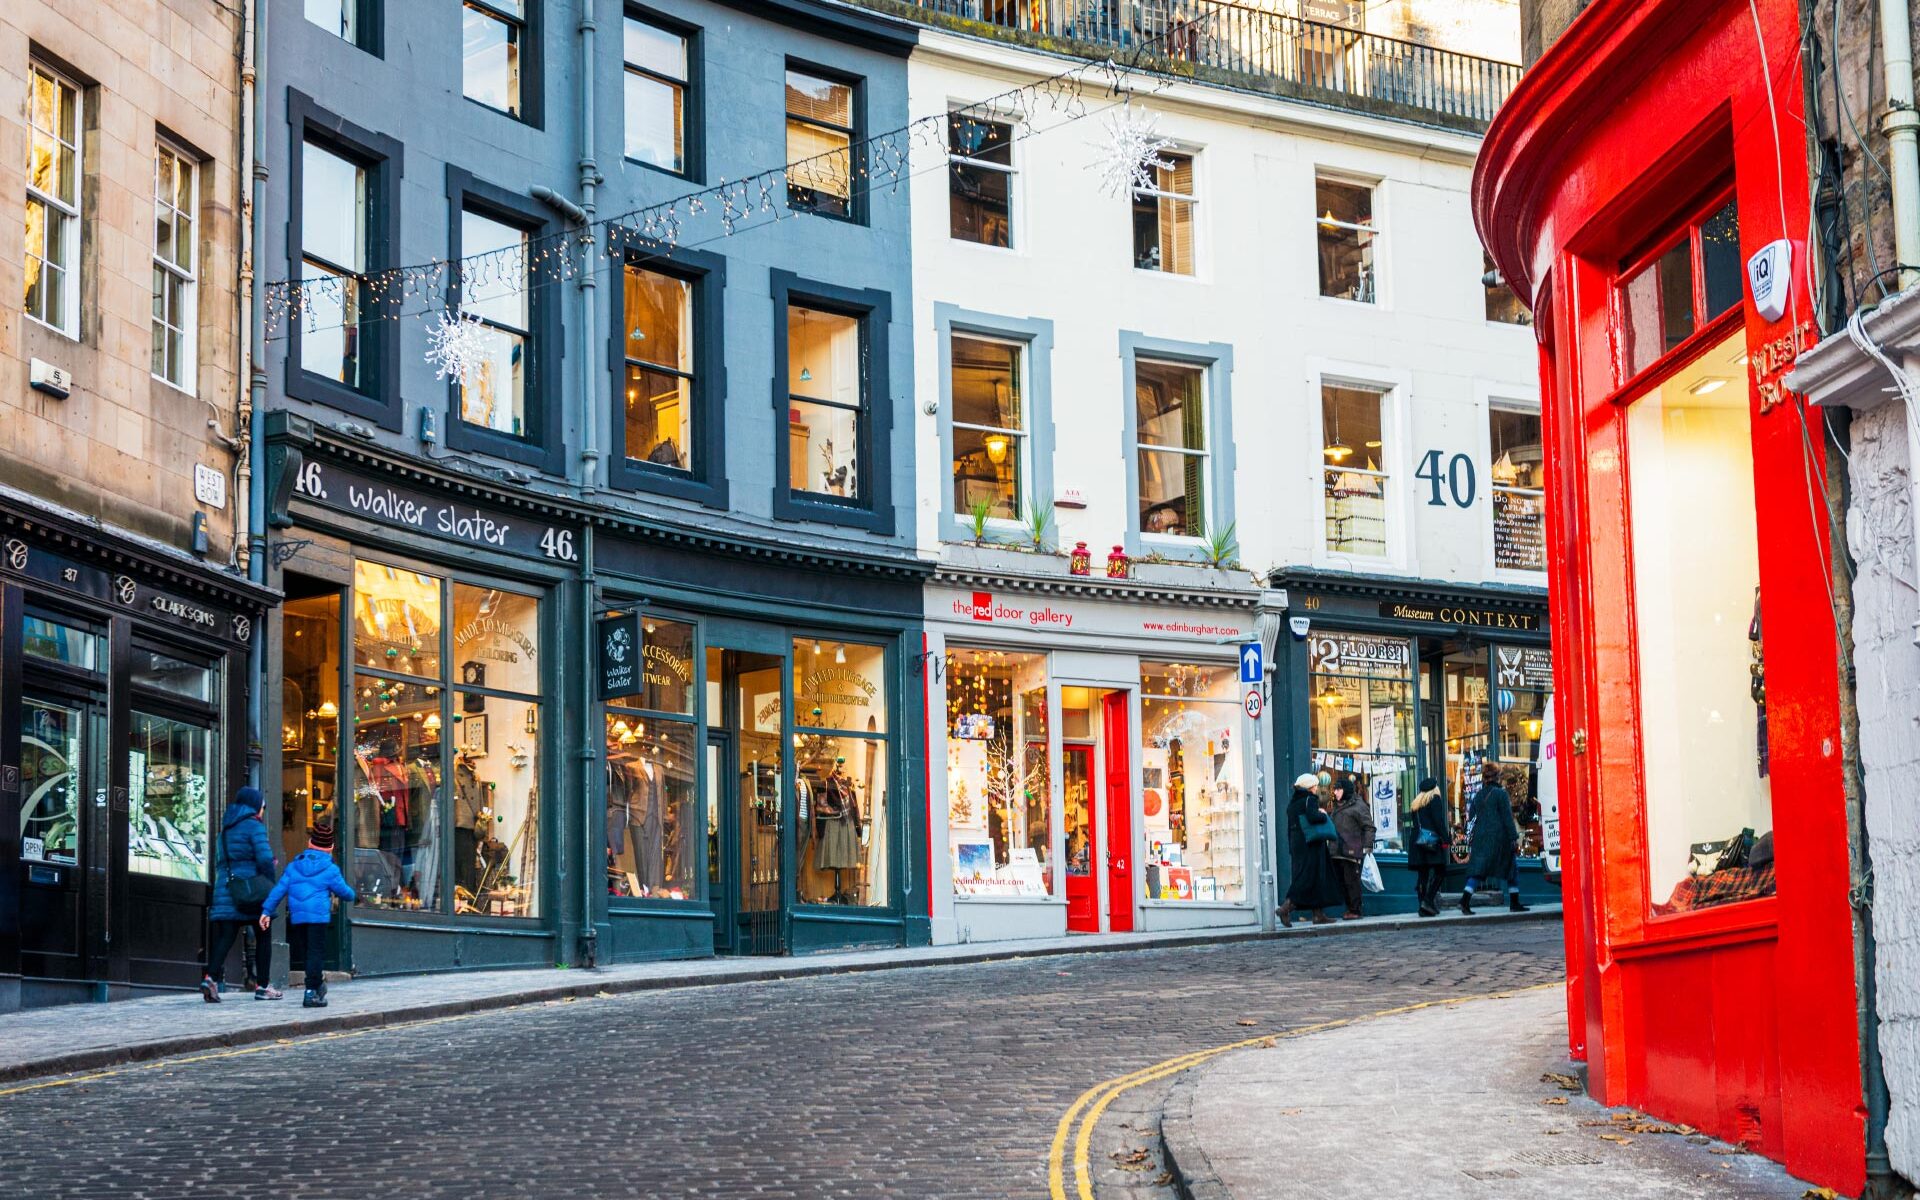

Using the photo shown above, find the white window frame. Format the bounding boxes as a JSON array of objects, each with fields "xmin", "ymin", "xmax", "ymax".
[
  {"xmin": 946, "ymin": 106, "xmax": 1018, "ymax": 251},
  {"xmin": 1480, "ymin": 384, "xmax": 1547, "ymax": 582},
  {"xmin": 1132, "ymin": 149, "xmax": 1199, "ymax": 277},
  {"xmin": 1314, "ymin": 171, "xmax": 1381, "ymax": 306},
  {"xmin": 25, "ymin": 62, "xmax": 83, "ymax": 338},
  {"xmin": 949, "ymin": 331, "xmax": 1029, "ymax": 527},
  {"xmin": 1310, "ymin": 362, "xmax": 1411, "ymax": 573},
  {"xmin": 152, "ymin": 141, "xmax": 198, "ymax": 392},
  {"xmin": 1133, "ymin": 356, "xmax": 1210, "ymax": 545}
]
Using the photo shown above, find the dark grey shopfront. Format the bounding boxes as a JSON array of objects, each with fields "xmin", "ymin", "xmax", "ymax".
[
  {"xmin": 1268, "ymin": 569, "xmax": 1559, "ymax": 914},
  {"xmin": 0, "ymin": 501, "xmax": 271, "ymax": 1010}
]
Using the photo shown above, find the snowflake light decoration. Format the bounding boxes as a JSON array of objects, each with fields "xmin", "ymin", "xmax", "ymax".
[
  {"xmin": 1090, "ymin": 110, "xmax": 1175, "ymax": 198},
  {"xmin": 424, "ymin": 309, "xmax": 492, "ymax": 385}
]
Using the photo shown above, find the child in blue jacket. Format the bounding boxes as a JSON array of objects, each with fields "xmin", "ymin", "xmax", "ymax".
[{"xmin": 258, "ymin": 820, "xmax": 355, "ymax": 1008}]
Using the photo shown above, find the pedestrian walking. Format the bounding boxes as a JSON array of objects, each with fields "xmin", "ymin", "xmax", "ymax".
[
  {"xmin": 1460, "ymin": 762, "xmax": 1527, "ymax": 914},
  {"xmin": 203, "ymin": 786, "xmax": 279, "ymax": 1002},
  {"xmin": 1329, "ymin": 774, "xmax": 1375, "ymax": 920},
  {"xmin": 258, "ymin": 819, "xmax": 356, "ymax": 1008},
  {"xmin": 1278, "ymin": 772, "xmax": 1345, "ymax": 927},
  {"xmin": 1406, "ymin": 776, "xmax": 1449, "ymax": 917}
]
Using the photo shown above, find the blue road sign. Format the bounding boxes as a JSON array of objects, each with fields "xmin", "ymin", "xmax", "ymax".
[{"xmin": 1239, "ymin": 642, "xmax": 1263, "ymax": 683}]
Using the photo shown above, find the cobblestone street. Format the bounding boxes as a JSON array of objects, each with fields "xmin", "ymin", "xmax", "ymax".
[{"xmin": 0, "ymin": 924, "xmax": 1561, "ymax": 1199}]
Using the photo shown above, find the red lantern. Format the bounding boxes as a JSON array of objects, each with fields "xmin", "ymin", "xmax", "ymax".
[
  {"xmin": 1106, "ymin": 545, "xmax": 1130, "ymax": 579},
  {"xmin": 1069, "ymin": 541, "xmax": 1091, "ymax": 576}
]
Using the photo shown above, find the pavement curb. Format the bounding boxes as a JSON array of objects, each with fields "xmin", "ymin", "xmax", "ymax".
[
  {"xmin": 1160, "ymin": 1070, "xmax": 1229, "ymax": 1200},
  {"xmin": 0, "ymin": 907, "xmax": 1558, "ymax": 1087}
]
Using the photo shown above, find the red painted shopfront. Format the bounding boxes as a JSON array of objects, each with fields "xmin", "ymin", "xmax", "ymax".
[{"xmin": 1475, "ymin": 1, "xmax": 1866, "ymax": 1193}]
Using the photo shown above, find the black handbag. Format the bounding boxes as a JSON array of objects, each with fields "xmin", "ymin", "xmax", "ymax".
[{"xmin": 219, "ymin": 825, "xmax": 274, "ymax": 909}]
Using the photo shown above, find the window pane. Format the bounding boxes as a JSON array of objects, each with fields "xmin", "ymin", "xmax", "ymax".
[
  {"xmin": 131, "ymin": 648, "xmax": 216, "ymax": 701},
  {"xmin": 452, "ymin": 584, "xmax": 539, "ymax": 696},
  {"xmin": 948, "ymin": 112, "xmax": 1012, "ymax": 166},
  {"xmin": 452, "ymin": 693, "xmax": 540, "ymax": 917},
  {"xmin": 461, "ymin": 212, "xmax": 528, "ymax": 331},
  {"xmin": 301, "ymin": 143, "xmax": 366, "ymax": 271},
  {"xmin": 1133, "ymin": 155, "xmax": 1194, "ymax": 274},
  {"xmin": 787, "ymin": 120, "xmax": 852, "ymax": 217},
  {"xmin": 28, "ymin": 69, "xmax": 78, "ymax": 206},
  {"xmin": 947, "ymin": 648, "xmax": 1053, "ymax": 897},
  {"xmin": 1491, "ymin": 406, "xmax": 1546, "ymax": 572},
  {"xmin": 1316, "ymin": 177, "xmax": 1375, "ymax": 301},
  {"xmin": 625, "ymin": 71, "xmax": 684, "ymax": 171},
  {"xmin": 949, "ymin": 161, "xmax": 1012, "ymax": 247},
  {"xmin": 1139, "ymin": 448, "xmax": 1204, "ymax": 536},
  {"xmin": 460, "ymin": 324, "xmax": 527, "ymax": 436},
  {"xmin": 351, "ymin": 673, "xmax": 444, "ymax": 912},
  {"xmin": 951, "ymin": 335, "xmax": 1021, "ymax": 430},
  {"xmin": 1484, "ymin": 251, "xmax": 1531, "ymax": 325},
  {"xmin": 21, "ymin": 699, "xmax": 83, "ymax": 866},
  {"xmin": 795, "ymin": 734, "xmax": 887, "ymax": 906},
  {"xmin": 789, "ymin": 399, "xmax": 859, "ymax": 497},
  {"xmin": 1622, "ymin": 240, "xmax": 1695, "ymax": 374},
  {"xmin": 1135, "ymin": 359, "xmax": 1203, "ymax": 450},
  {"xmin": 954, "ymin": 426, "xmax": 1021, "ymax": 521},
  {"xmin": 788, "ymin": 305, "xmax": 860, "ymax": 401},
  {"xmin": 605, "ymin": 716, "xmax": 699, "ymax": 900},
  {"xmin": 280, "ymin": 592, "xmax": 342, "ymax": 861},
  {"xmin": 305, "ymin": 0, "xmax": 356, "ymax": 40},
  {"xmin": 23, "ymin": 614, "xmax": 103, "ymax": 670},
  {"xmin": 1628, "ymin": 331, "xmax": 1774, "ymax": 914},
  {"xmin": 298, "ymin": 260, "xmax": 362, "ymax": 386},
  {"xmin": 24, "ymin": 200, "xmax": 68, "ymax": 327},
  {"xmin": 786, "ymin": 70, "xmax": 852, "ymax": 127},
  {"xmin": 627, "ymin": 364, "xmax": 692, "ymax": 469},
  {"xmin": 1140, "ymin": 662, "xmax": 1244, "ymax": 903},
  {"xmin": 624, "ymin": 266, "xmax": 691, "ymax": 371},
  {"xmin": 353, "ymin": 560, "xmax": 443, "ymax": 677},
  {"xmin": 608, "ymin": 617, "xmax": 697, "ymax": 715},
  {"xmin": 794, "ymin": 638, "xmax": 888, "ymax": 733},
  {"xmin": 1321, "ymin": 383, "xmax": 1386, "ymax": 465},
  {"xmin": 462, "ymin": 2, "xmax": 521, "ymax": 115},
  {"xmin": 624, "ymin": 17, "xmax": 686, "ymax": 79},
  {"xmin": 129, "ymin": 714, "xmax": 214, "ymax": 882},
  {"xmin": 1700, "ymin": 198, "xmax": 1742, "ymax": 321}
]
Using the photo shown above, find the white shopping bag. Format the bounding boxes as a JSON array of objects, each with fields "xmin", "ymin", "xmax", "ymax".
[{"xmin": 1359, "ymin": 851, "xmax": 1384, "ymax": 893}]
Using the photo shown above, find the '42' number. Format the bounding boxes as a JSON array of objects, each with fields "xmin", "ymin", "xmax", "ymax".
[
  {"xmin": 1416, "ymin": 451, "xmax": 1476, "ymax": 508},
  {"xmin": 539, "ymin": 528, "xmax": 577, "ymax": 562}
]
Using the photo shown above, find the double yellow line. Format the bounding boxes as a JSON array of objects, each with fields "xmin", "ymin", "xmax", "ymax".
[{"xmin": 1045, "ymin": 983, "xmax": 1558, "ymax": 1200}]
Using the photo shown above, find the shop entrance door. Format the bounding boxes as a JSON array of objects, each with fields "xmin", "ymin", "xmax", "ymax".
[
  {"xmin": 710, "ymin": 648, "xmax": 787, "ymax": 956},
  {"xmin": 1062, "ymin": 743, "xmax": 1097, "ymax": 932},
  {"xmin": 1103, "ymin": 692, "xmax": 1134, "ymax": 933},
  {"xmin": 18, "ymin": 692, "xmax": 110, "ymax": 987}
]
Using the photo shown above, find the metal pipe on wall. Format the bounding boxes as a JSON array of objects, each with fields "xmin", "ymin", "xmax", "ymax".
[
  {"xmin": 242, "ymin": 0, "xmax": 269, "ymax": 789},
  {"xmin": 1879, "ymin": 0, "xmax": 1920, "ymax": 289}
]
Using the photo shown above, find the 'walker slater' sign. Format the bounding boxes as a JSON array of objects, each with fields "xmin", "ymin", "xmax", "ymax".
[
  {"xmin": 291, "ymin": 459, "xmax": 579, "ymax": 563},
  {"xmin": 597, "ymin": 612, "xmax": 644, "ymax": 700}
]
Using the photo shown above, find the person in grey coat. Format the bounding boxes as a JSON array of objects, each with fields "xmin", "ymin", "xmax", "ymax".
[{"xmin": 1460, "ymin": 761, "xmax": 1527, "ymax": 915}]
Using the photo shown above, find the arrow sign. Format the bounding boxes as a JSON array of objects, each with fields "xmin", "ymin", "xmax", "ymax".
[{"xmin": 1239, "ymin": 641, "xmax": 1263, "ymax": 683}]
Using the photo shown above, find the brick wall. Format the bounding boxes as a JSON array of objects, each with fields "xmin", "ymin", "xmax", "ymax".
[
  {"xmin": 1517, "ymin": 0, "xmax": 1589, "ymax": 65},
  {"xmin": 0, "ymin": 1, "xmax": 243, "ymax": 561}
]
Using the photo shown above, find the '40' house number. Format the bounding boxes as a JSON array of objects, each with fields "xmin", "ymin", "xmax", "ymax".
[{"xmin": 1415, "ymin": 450, "xmax": 1477, "ymax": 508}]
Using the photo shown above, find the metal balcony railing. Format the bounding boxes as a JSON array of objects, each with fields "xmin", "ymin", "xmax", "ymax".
[{"xmin": 885, "ymin": 0, "xmax": 1522, "ymax": 128}]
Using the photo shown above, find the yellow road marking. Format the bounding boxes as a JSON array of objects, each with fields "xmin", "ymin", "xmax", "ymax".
[{"xmin": 1047, "ymin": 983, "xmax": 1559, "ymax": 1200}]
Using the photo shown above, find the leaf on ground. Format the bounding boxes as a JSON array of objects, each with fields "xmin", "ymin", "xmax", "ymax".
[
  {"xmin": 1541, "ymin": 1072, "xmax": 1582, "ymax": 1091},
  {"xmin": 1541, "ymin": 1097, "xmax": 1569, "ymax": 1106},
  {"xmin": 1259, "ymin": 1037, "xmax": 1277, "ymax": 1048},
  {"xmin": 1155, "ymin": 1173, "xmax": 1175, "ymax": 1186},
  {"xmin": 1278, "ymin": 1108, "xmax": 1303, "ymax": 1116},
  {"xmin": 1542, "ymin": 1129, "xmax": 1561, "ymax": 1136},
  {"xmin": 1597, "ymin": 1133, "xmax": 1633, "ymax": 1145},
  {"xmin": 1804, "ymin": 1189, "xmax": 1841, "ymax": 1199},
  {"xmin": 1236, "ymin": 1019, "xmax": 1258, "ymax": 1026},
  {"xmin": 1111, "ymin": 1148, "xmax": 1155, "ymax": 1171}
]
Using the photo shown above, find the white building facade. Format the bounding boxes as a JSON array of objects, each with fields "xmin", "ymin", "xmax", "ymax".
[{"xmin": 905, "ymin": 25, "xmax": 1545, "ymax": 945}]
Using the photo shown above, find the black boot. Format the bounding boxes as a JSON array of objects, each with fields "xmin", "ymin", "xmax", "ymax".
[
  {"xmin": 1459, "ymin": 889, "xmax": 1474, "ymax": 916},
  {"xmin": 1509, "ymin": 894, "xmax": 1530, "ymax": 913}
]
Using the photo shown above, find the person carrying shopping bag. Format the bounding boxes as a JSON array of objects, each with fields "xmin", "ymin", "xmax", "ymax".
[
  {"xmin": 1406, "ymin": 777, "xmax": 1450, "ymax": 917},
  {"xmin": 258, "ymin": 819, "xmax": 355, "ymax": 1008},
  {"xmin": 1329, "ymin": 775, "xmax": 1376, "ymax": 920},
  {"xmin": 1278, "ymin": 773, "xmax": 1346, "ymax": 927},
  {"xmin": 203, "ymin": 786, "xmax": 279, "ymax": 1002}
]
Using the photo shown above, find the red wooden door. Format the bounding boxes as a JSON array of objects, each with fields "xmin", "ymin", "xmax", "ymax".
[
  {"xmin": 1062, "ymin": 744, "xmax": 1096, "ymax": 932},
  {"xmin": 1102, "ymin": 693, "xmax": 1133, "ymax": 933}
]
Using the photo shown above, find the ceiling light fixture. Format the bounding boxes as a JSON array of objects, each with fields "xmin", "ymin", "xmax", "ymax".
[{"xmin": 1688, "ymin": 377, "xmax": 1728, "ymax": 396}]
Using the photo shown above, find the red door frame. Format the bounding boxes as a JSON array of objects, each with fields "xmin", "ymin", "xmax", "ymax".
[
  {"xmin": 1063, "ymin": 743, "xmax": 1098, "ymax": 933},
  {"xmin": 1474, "ymin": 1, "xmax": 1864, "ymax": 1191},
  {"xmin": 1103, "ymin": 692, "xmax": 1133, "ymax": 933}
]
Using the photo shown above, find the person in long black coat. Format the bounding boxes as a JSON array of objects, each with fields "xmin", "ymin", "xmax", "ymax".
[
  {"xmin": 1405, "ymin": 776, "xmax": 1450, "ymax": 917},
  {"xmin": 1461, "ymin": 761, "xmax": 1525, "ymax": 915},
  {"xmin": 1279, "ymin": 773, "xmax": 1345, "ymax": 927}
]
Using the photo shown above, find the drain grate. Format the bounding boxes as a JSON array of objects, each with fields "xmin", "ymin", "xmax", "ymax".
[
  {"xmin": 1461, "ymin": 1167, "xmax": 1524, "ymax": 1180},
  {"xmin": 1511, "ymin": 1148, "xmax": 1605, "ymax": 1167}
]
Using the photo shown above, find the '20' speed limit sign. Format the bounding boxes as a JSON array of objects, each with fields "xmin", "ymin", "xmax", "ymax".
[{"xmin": 1244, "ymin": 690, "xmax": 1263, "ymax": 720}]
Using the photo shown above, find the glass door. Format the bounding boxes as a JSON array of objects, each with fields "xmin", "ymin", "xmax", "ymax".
[
  {"xmin": 704, "ymin": 731, "xmax": 731, "ymax": 953},
  {"xmin": 1062, "ymin": 743, "xmax": 1096, "ymax": 932},
  {"xmin": 18, "ymin": 693, "xmax": 107, "ymax": 984},
  {"xmin": 720, "ymin": 649, "xmax": 786, "ymax": 956}
]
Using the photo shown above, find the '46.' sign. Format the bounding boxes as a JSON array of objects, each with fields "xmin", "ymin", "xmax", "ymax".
[{"xmin": 291, "ymin": 458, "xmax": 580, "ymax": 564}]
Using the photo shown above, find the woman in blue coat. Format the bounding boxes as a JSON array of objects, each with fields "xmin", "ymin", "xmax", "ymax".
[{"xmin": 203, "ymin": 786, "xmax": 279, "ymax": 1001}]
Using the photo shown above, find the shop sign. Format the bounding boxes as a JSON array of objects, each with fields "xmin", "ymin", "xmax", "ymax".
[
  {"xmin": 291, "ymin": 459, "xmax": 578, "ymax": 563},
  {"xmin": 597, "ymin": 613, "xmax": 644, "ymax": 700},
  {"xmin": 1308, "ymin": 632, "xmax": 1411, "ymax": 675},
  {"xmin": 1495, "ymin": 646, "xmax": 1553, "ymax": 690},
  {"xmin": 1300, "ymin": 0, "xmax": 1363, "ymax": 28},
  {"xmin": 1, "ymin": 537, "xmax": 110, "ymax": 603},
  {"xmin": 1493, "ymin": 490, "xmax": 1546, "ymax": 573},
  {"xmin": 1377, "ymin": 601, "xmax": 1540, "ymax": 632},
  {"xmin": 1370, "ymin": 775, "xmax": 1400, "ymax": 844},
  {"xmin": 945, "ymin": 589, "xmax": 1249, "ymax": 641},
  {"xmin": 1751, "ymin": 321, "xmax": 1817, "ymax": 415}
]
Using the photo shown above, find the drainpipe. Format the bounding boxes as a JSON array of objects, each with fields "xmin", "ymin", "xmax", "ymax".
[
  {"xmin": 577, "ymin": 524, "xmax": 598, "ymax": 968},
  {"xmin": 1881, "ymin": 0, "xmax": 1920, "ymax": 290},
  {"xmin": 241, "ymin": 0, "xmax": 269, "ymax": 787},
  {"xmin": 573, "ymin": 2, "xmax": 602, "ymax": 493}
]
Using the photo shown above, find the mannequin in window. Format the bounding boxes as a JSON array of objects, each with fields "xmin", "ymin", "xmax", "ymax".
[
  {"xmin": 370, "ymin": 738, "xmax": 409, "ymax": 898},
  {"xmin": 814, "ymin": 762, "xmax": 862, "ymax": 903},
  {"xmin": 454, "ymin": 753, "xmax": 485, "ymax": 895}
]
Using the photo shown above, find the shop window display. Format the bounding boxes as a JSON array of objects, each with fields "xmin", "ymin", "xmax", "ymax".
[
  {"xmin": 606, "ymin": 616, "xmax": 701, "ymax": 901},
  {"xmin": 350, "ymin": 672, "xmax": 443, "ymax": 911},
  {"xmin": 1495, "ymin": 645, "xmax": 1553, "ymax": 856},
  {"xmin": 793, "ymin": 639, "xmax": 888, "ymax": 905},
  {"xmin": 1140, "ymin": 662, "xmax": 1244, "ymax": 902},
  {"xmin": 280, "ymin": 591, "xmax": 341, "ymax": 860},
  {"xmin": 1308, "ymin": 632, "xmax": 1416, "ymax": 851},
  {"xmin": 947, "ymin": 647, "xmax": 1052, "ymax": 898},
  {"xmin": 1626, "ymin": 330, "xmax": 1775, "ymax": 913},
  {"xmin": 128, "ymin": 713, "xmax": 213, "ymax": 882}
]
